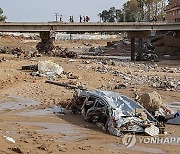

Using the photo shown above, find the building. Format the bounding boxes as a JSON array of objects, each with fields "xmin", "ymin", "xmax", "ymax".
[{"xmin": 165, "ymin": 0, "xmax": 180, "ymax": 22}]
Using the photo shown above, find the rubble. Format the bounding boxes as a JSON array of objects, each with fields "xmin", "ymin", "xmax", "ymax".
[
  {"xmin": 136, "ymin": 50, "xmax": 158, "ymax": 61},
  {"xmin": 36, "ymin": 38, "xmax": 54, "ymax": 55},
  {"xmin": 71, "ymin": 90, "xmax": 165, "ymax": 136},
  {"xmin": 0, "ymin": 45, "xmax": 78, "ymax": 59},
  {"xmin": 36, "ymin": 40, "xmax": 78, "ymax": 58},
  {"xmin": 8, "ymin": 147, "xmax": 22, "ymax": 153},
  {"xmin": 114, "ymin": 84, "xmax": 127, "ymax": 89},
  {"xmin": 63, "ymin": 72, "xmax": 79, "ymax": 79},
  {"xmin": 136, "ymin": 44, "xmax": 158, "ymax": 62},
  {"xmin": 88, "ymin": 47, "xmax": 104, "ymax": 55},
  {"xmin": 0, "ymin": 46, "xmax": 40, "ymax": 58},
  {"xmin": 150, "ymin": 76, "xmax": 180, "ymax": 91},
  {"xmin": 82, "ymin": 59, "xmax": 179, "ymax": 92},
  {"xmin": 59, "ymin": 48, "xmax": 78, "ymax": 58}
]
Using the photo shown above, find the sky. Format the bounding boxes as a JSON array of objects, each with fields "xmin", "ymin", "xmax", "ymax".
[{"xmin": 0, "ymin": 0, "xmax": 128, "ymax": 22}]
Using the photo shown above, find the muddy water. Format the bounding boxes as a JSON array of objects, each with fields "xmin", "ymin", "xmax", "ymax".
[
  {"xmin": 0, "ymin": 96, "xmax": 88, "ymax": 142},
  {"xmin": 16, "ymin": 106, "xmax": 65, "ymax": 116},
  {"xmin": 0, "ymin": 96, "xmax": 39, "ymax": 112},
  {"xmin": 18, "ymin": 122, "xmax": 87, "ymax": 141},
  {"xmin": 0, "ymin": 96, "xmax": 177, "ymax": 153}
]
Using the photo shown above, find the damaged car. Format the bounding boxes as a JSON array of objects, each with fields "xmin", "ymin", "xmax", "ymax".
[{"xmin": 71, "ymin": 90, "xmax": 165, "ymax": 136}]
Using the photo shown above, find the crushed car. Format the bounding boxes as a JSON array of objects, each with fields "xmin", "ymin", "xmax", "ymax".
[{"xmin": 71, "ymin": 90, "xmax": 165, "ymax": 137}]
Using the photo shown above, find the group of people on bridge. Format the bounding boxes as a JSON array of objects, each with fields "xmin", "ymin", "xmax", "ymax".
[
  {"xmin": 56, "ymin": 15, "xmax": 90, "ymax": 23},
  {"xmin": 57, "ymin": 15, "xmax": 90, "ymax": 23},
  {"xmin": 69, "ymin": 15, "xmax": 90, "ymax": 23}
]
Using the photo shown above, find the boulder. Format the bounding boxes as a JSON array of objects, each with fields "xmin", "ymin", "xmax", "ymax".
[{"xmin": 139, "ymin": 91, "xmax": 163, "ymax": 112}]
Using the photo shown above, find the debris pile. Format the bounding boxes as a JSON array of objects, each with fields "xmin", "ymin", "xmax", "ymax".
[
  {"xmin": 36, "ymin": 42, "xmax": 78, "ymax": 58},
  {"xmin": 88, "ymin": 47, "xmax": 104, "ymax": 55},
  {"xmin": 59, "ymin": 48, "xmax": 78, "ymax": 58},
  {"xmin": 0, "ymin": 46, "xmax": 40, "ymax": 58},
  {"xmin": 81, "ymin": 59, "xmax": 179, "ymax": 91},
  {"xmin": 62, "ymin": 72, "xmax": 79, "ymax": 79},
  {"xmin": 36, "ymin": 39, "xmax": 54, "ymax": 55},
  {"xmin": 136, "ymin": 44, "xmax": 158, "ymax": 62},
  {"xmin": 136, "ymin": 50, "xmax": 158, "ymax": 61},
  {"xmin": 150, "ymin": 76, "xmax": 180, "ymax": 91}
]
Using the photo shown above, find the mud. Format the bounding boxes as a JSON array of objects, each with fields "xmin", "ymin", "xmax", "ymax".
[{"xmin": 0, "ymin": 35, "xmax": 179, "ymax": 153}]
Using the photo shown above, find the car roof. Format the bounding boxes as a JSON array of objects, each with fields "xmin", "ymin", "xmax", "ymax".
[{"xmin": 80, "ymin": 90, "xmax": 135, "ymax": 106}]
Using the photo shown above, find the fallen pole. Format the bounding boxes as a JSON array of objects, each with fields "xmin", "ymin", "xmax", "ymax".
[{"xmin": 45, "ymin": 80, "xmax": 86, "ymax": 90}]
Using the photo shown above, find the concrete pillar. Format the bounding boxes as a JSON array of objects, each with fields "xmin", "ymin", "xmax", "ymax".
[
  {"xmin": 138, "ymin": 38, "xmax": 143, "ymax": 54},
  {"xmin": 138, "ymin": 38, "xmax": 143, "ymax": 50},
  {"xmin": 147, "ymin": 37, "xmax": 151, "ymax": 46},
  {"xmin": 131, "ymin": 38, "xmax": 135, "ymax": 61},
  {"xmin": 36, "ymin": 31, "xmax": 55, "ymax": 55}
]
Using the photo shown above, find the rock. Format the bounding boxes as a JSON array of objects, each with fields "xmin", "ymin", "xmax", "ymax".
[
  {"xmin": 139, "ymin": 91, "xmax": 163, "ymax": 112},
  {"xmin": 111, "ymin": 61, "xmax": 117, "ymax": 66},
  {"xmin": 114, "ymin": 84, "xmax": 126, "ymax": 89},
  {"xmin": 8, "ymin": 147, "xmax": 22, "ymax": 153},
  {"xmin": 59, "ymin": 48, "xmax": 78, "ymax": 58}
]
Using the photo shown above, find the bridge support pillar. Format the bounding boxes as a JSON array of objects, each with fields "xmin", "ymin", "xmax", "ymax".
[
  {"xmin": 131, "ymin": 38, "xmax": 135, "ymax": 61},
  {"xmin": 130, "ymin": 31, "xmax": 151, "ymax": 61},
  {"xmin": 138, "ymin": 38, "xmax": 143, "ymax": 52},
  {"xmin": 36, "ymin": 31, "xmax": 55, "ymax": 55}
]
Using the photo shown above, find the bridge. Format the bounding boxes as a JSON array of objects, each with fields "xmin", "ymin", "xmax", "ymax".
[
  {"xmin": 0, "ymin": 22, "xmax": 180, "ymax": 32},
  {"xmin": 0, "ymin": 22, "xmax": 180, "ymax": 60}
]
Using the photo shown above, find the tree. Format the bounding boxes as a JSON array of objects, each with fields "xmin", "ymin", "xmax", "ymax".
[
  {"xmin": 123, "ymin": 0, "xmax": 139, "ymax": 21},
  {"xmin": 123, "ymin": 0, "xmax": 166, "ymax": 22},
  {"xmin": 116, "ymin": 9, "xmax": 124, "ymax": 22},
  {"xmin": 0, "ymin": 8, "xmax": 7, "ymax": 22},
  {"xmin": 99, "ymin": 7, "xmax": 117, "ymax": 22},
  {"xmin": 98, "ymin": 0, "xmax": 166, "ymax": 22}
]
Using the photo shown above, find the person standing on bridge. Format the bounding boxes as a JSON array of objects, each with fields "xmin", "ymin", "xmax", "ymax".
[
  {"xmin": 69, "ymin": 16, "xmax": 74, "ymax": 22},
  {"xmin": 59, "ymin": 15, "xmax": 63, "ymax": 22},
  {"xmin": 69, "ymin": 16, "xmax": 72, "ymax": 22},
  {"xmin": 79, "ymin": 15, "xmax": 82, "ymax": 23},
  {"xmin": 86, "ymin": 16, "xmax": 90, "ymax": 22},
  {"xmin": 71, "ymin": 16, "xmax": 74, "ymax": 22},
  {"xmin": 83, "ymin": 16, "xmax": 86, "ymax": 22}
]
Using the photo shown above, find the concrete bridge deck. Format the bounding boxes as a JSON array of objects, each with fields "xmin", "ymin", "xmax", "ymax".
[{"xmin": 0, "ymin": 22, "xmax": 180, "ymax": 32}]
